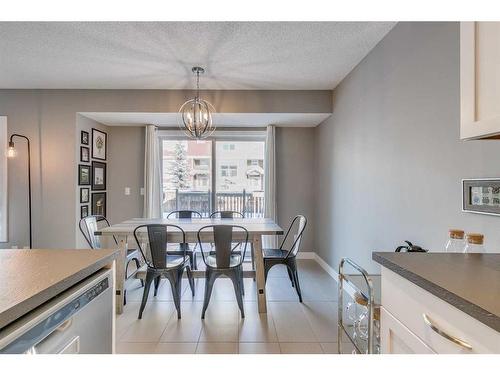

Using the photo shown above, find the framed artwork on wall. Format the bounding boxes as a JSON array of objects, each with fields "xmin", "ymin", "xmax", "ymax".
[
  {"xmin": 463, "ymin": 178, "xmax": 500, "ymax": 216},
  {"xmin": 91, "ymin": 192, "xmax": 106, "ymax": 217},
  {"xmin": 78, "ymin": 164, "xmax": 91, "ymax": 185},
  {"xmin": 91, "ymin": 161, "xmax": 106, "ymax": 190},
  {"xmin": 91, "ymin": 128, "xmax": 107, "ymax": 161},
  {"xmin": 80, "ymin": 146, "xmax": 89, "ymax": 162},
  {"xmin": 80, "ymin": 187, "xmax": 89, "ymax": 203},
  {"xmin": 81, "ymin": 130, "xmax": 89, "ymax": 145},
  {"xmin": 81, "ymin": 205, "xmax": 89, "ymax": 219}
]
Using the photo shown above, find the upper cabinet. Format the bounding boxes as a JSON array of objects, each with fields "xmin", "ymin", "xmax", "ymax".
[{"xmin": 461, "ymin": 22, "xmax": 500, "ymax": 140}]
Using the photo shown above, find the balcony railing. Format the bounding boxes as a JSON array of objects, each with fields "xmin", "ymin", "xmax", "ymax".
[{"xmin": 162, "ymin": 189, "xmax": 264, "ymax": 218}]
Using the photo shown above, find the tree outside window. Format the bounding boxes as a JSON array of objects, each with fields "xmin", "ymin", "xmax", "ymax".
[{"xmin": 168, "ymin": 142, "xmax": 191, "ymax": 189}]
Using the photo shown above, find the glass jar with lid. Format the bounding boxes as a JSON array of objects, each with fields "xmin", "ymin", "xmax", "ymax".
[
  {"xmin": 445, "ymin": 229, "xmax": 465, "ymax": 253},
  {"xmin": 464, "ymin": 233, "xmax": 485, "ymax": 253}
]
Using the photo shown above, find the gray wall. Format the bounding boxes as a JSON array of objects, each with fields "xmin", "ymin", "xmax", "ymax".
[
  {"xmin": 0, "ymin": 89, "xmax": 330, "ymax": 249},
  {"xmin": 315, "ymin": 22, "xmax": 500, "ymax": 273},
  {"xmin": 276, "ymin": 127, "xmax": 316, "ymax": 251},
  {"xmin": 107, "ymin": 126, "xmax": 145, "ymax": 224}
]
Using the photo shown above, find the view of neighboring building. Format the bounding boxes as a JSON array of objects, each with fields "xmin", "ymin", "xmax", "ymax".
[
  {"xmin": 215, "ymin": 141, "xmax": 264, "ymax": 192},
  {"xmin": 161, "ymin": 139, "xmax": 265, "ymax": 216}
]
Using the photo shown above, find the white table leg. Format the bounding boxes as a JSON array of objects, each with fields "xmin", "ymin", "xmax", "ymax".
[
  {"xmin": 252, "ymin": 234, "xmax": 267, "ymax": 313},
  {"xmin": 115, "ymin": 235, "xmax": 128, "ymax": 314}
]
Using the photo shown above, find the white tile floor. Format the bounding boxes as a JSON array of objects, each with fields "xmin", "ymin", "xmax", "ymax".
[{"xmin": 116, "ymin": 259, "xmax": 356, "ymax": 354}]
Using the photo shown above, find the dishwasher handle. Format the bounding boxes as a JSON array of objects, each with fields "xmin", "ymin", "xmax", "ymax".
[{"xmin": 26, "ymin": 318, "xmax": 76, "ymax": 354}]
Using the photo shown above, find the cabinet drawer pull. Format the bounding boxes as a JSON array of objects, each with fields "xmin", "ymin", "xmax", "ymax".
[{"xmin": 422, "ymin": 313, "xmax": 472, "ymax": 350}]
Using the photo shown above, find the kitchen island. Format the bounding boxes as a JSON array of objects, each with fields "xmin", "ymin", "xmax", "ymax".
[
  {"xmin": 373, "ymin": 252, "xmax": 500, "ymax": 354},
  {"xmin": 0, "ymin": 249, "xmax": 118, "ymax": 354}
]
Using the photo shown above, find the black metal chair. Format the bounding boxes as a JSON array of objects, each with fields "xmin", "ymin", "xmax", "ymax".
[
  {"xmin": 263, "ymin": 215, "xmax": 307, "ymax": 302},
  {"xmin": 133, "ymin": 224, "xmax": 195, "ymax": 319},
  {"xmin": 209, "ymin": 210, "xmax": 244, "ymax": 219},
  {"xmin": 166, "ymin": 210, "xmax": 203, "ymax": 270},
  {"xmin": 209, "ymin": 210, "xmax": 255, "ymax": 277},
  {"xmin": 167, "ymin": 210, "xmax": 203, "ymax": 219},
  {"xmin": 198, "ymin": 225, "xmax": 248, "ymax": 319},
  {"xmin": 79, "ymin": 215, "xmax": 144, "ymax": 305}
]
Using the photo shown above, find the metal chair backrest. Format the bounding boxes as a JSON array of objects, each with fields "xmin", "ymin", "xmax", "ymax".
[
  {"xmin": 79, "ymin": 215, "xmax": 117, "ymax": 249},
  {"xmin": 198, "ymin": 225, "xmax": 248, "ymax": 268},
  {"xmin": 133, "ymin": 224, "xmax": 186, "ymax": 269},
  {"xmin": 280, "ymin": 215, "xmax": 307, "ymax": 258},
  {"xmin": 210, "ymin": 211, "xmax": 244, "ymax": 219},
  {"xmin": 167, "ymin": 210, "xmax": 202, "ymax": 219}
]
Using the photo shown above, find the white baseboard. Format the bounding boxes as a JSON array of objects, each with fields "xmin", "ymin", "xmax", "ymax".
[
  {"xmin": 312, "ymin": 252, "xmax": 340, "ymax": 282},
  {"xmin": 308, "ymin": 252, "xmax": 376, "ymax": 298},
  {"xmin": 296, "ymin": 251, "xmax": 316, "ymax": 260},
  {"xmin": 297, "ymin": 251, "xmax": 339, "ymax": 281}
]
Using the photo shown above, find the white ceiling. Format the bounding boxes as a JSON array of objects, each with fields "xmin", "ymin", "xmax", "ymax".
[
  {"xmin": 80, "ymin": 112, "xmax": 331, "ymax": 127},
  {"xmin": 0, "ymin": 22, "xmax": 395, "ymax": 90}
]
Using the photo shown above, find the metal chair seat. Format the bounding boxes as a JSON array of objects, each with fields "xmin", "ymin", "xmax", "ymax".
[
  {"xmin": 262, "ymin": 248, "xmax": 290, "ymax": 259},
  {"xmin": 206, "ymin": 254, "xmax": 242, "ymax": 268},
  {"xmin": 149, "ymin": 255, "xmax": 190, "ymax": 269}
]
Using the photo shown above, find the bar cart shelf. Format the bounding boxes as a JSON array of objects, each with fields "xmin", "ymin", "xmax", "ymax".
[{"xmin": 338, "ymin": 257, "xmax": 381, "ymax": 354}]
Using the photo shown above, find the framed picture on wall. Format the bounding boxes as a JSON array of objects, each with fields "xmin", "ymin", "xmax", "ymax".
[
  {"xmin": 80, "ymin": 187, "xmax": 89, "ymax": 203},
  {"xmin": 91, "ymin": 128, "xmax": 107, "ymax": 161},
  {"xmin": 81, "ymin": 130, "xmax": 89, "ymax": 145},
  {"xmin": 81, "ymin": 205, "xmax": 89, "ymax": 219},
  {"xmin": 78, "ymin": 164, "xmax": 91, "ymax": 185},
  {"xmin": 80, "ymin": 146, "xmax": 89, "ymax": 162},
  {"xmin": 91, "ymin": 192, "xmax": 106, "ymax": 217},
  {"xmin": 463, "ymin": 178, "xmax": 500, "ymax": 216},
  {"xmin": 91, "ymin": 161, "xmax": 106, "ymax": 190}
]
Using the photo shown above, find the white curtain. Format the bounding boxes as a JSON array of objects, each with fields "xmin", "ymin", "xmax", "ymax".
[
  {"xmin": 143, "ymin": 125, "xmax": 162, "ymax": 218},
  {"xmin": 263, "ymin": 125, "xmax": 277, "ymax": 248}
]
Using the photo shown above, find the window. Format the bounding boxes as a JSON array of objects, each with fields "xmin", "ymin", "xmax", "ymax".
[
  {"xmin": 161, "ymin": 139, "xmax": 212, "ymax": 216},
  {"xmin": 216, "ymin": 140, "xmax": 265, "ymax": 217},
  {"xmin": 160, "ymin": 134, "xmax": 265, "ymax": 218},
  {"xmin": 247, "ymin": 159, "xmax": 263, "ymax": 168},
  {"xmin": 193, "ymin": 158, "xmax": 209, "ymax": 169},
  {"xmin": 248, "ymin": 176, "xmax": 262, "ymax": 189},
  {"xmin": 193, "ymin": 173, "xmax": 209, "ymax": 188},
  {"xmin": 221, "ymin": 165, "xmax": 237, "ymax": 177}
]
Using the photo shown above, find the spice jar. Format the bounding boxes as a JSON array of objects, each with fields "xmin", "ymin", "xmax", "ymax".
[
  {"xmin": 445, "ymin": 229, "xmax": 465, "ymax": 253},
  {"xmin": 463, "ymin": 233, "xmax": 485, "ymax": 253}
]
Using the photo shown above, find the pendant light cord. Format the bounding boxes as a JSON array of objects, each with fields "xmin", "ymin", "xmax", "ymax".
[{"xmin": 196, "ymin": 70, "xmax": 200, "ymax": 100}]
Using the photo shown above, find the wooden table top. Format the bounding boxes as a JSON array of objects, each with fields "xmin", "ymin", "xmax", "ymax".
[{"xmin": 98, "ymin": 217, "xmax": 284, "ymax": 236}]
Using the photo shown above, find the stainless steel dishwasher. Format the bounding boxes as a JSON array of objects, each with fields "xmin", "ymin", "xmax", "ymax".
[{"xmin": 0, "ymin": 268, "xmax": 113, "ymax": 354}]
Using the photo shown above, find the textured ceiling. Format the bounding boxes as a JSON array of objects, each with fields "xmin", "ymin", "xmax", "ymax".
[{"xmin": 0, "ymin": 22, "xmax": 395, "ymax": 90}]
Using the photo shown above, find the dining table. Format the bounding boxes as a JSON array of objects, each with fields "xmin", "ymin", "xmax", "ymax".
[{"xmin": 96, "ymin": 217, "xmax": 283, "ymax": 314}]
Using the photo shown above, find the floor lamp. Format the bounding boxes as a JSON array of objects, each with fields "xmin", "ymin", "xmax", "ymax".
[{"xmin": 7, "ymin": 134, "xmax": 32, "ymax": 249}]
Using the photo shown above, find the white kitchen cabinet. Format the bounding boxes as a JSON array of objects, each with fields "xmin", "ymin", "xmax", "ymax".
[
  {"xmin": 380, "ymin": 307, "xmax": 435, "ymax": 354},
  {"xmin": 461, "ymin": 22, "xmax": 500, "ymax": 139},
  {"xmin": 380, "ymin": 268, "xmax": 500, "ymax": 354}
]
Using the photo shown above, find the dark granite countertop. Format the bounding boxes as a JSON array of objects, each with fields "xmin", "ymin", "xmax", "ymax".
[
  {"xmin": 0, "ymin": 249, "xmax": 118, "ymax": 330},
  {"xmin": 373, "ymin": 252, "xmax": 500, "ymax": 333}
]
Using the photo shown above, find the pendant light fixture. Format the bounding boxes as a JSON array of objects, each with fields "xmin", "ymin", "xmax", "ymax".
[{"xmin": 178, "ymin": 66, "xmax": 216, "ymax": 139}]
